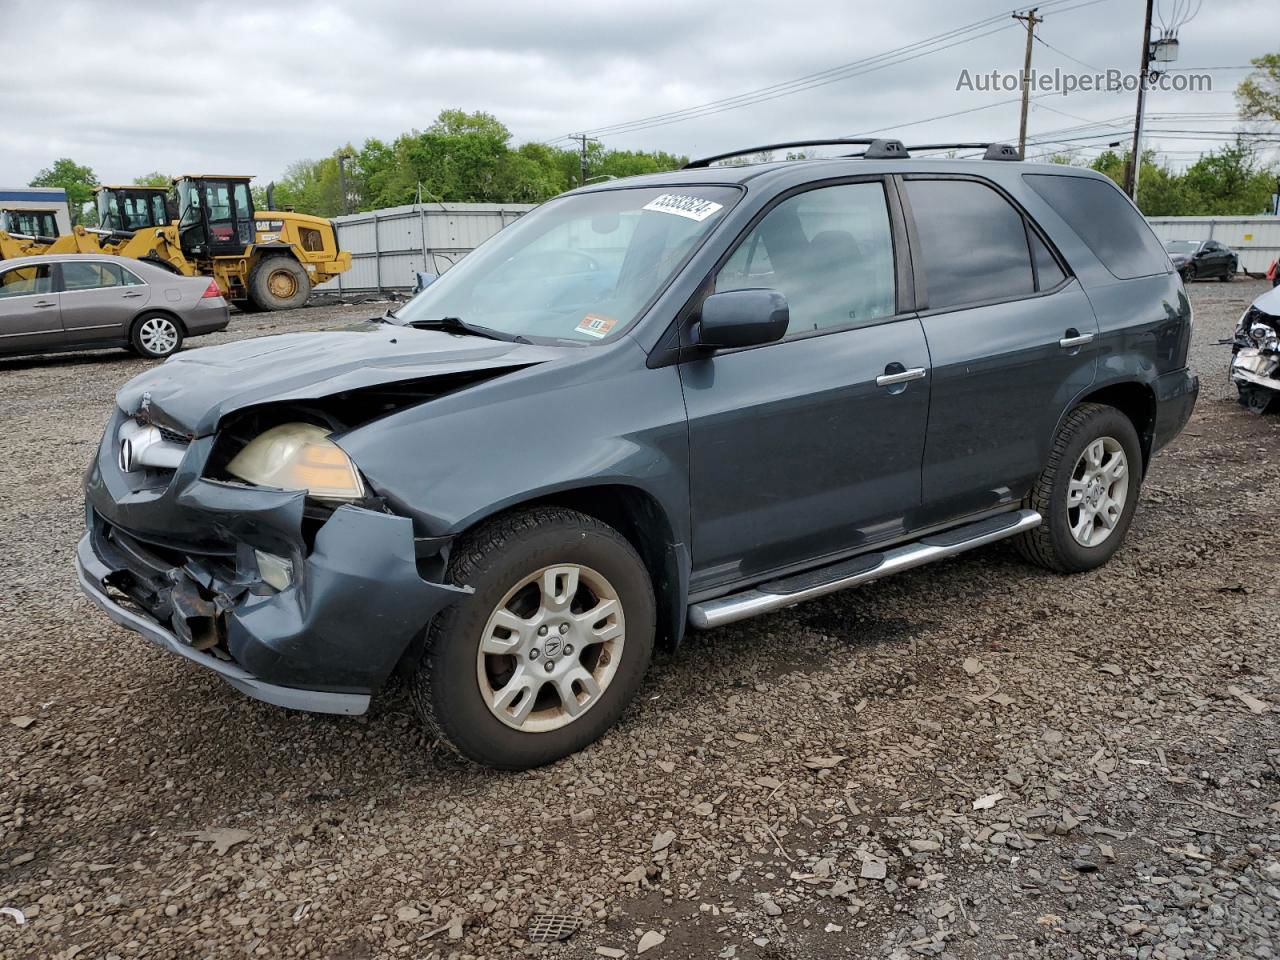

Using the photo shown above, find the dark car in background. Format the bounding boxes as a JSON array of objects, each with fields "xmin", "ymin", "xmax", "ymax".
[
  {"xmin": 1164, "ymin": 238, "xmax": 1238, "ymax": 282},
  {"xmin": 76, "ymin": 139, "xmax": 1197, "ymax": 769},
  {"xmin": 0, "ymin": 254, "xmax": 229, "ymax": 359}
]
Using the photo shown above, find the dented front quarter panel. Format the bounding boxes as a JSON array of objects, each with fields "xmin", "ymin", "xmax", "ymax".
[{"xmin": 336, "ymin": 335, "xmax": 693, "ymax": 543}]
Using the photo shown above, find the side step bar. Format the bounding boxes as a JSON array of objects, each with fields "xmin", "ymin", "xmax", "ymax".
[{"xmin": 688, "ymin": 509, "xmax": 1042, "ymax": 630}]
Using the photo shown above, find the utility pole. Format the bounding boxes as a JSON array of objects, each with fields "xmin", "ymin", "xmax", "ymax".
[
  {"xmin": 569, "ymin": 133, "xmax": 600, "ymax": 187},
  {"xmin": 1124, "ymin": 0, "xmax": 1155, "ymax": 200},
  {"xmin": 1012, "ymin": 8, "xmax": 1042, "ymax": 160}
]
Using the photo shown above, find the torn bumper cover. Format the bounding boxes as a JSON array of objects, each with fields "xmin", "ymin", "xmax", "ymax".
[
  {"xmin": 77, "ymin": 410, "xmax": 468, "ymax": 715},
  {"xmin": 1230, "ymin": 303, "xmax": 1280, "ymax": 412}
]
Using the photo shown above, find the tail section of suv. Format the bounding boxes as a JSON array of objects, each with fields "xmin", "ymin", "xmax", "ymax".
[{"xmin": 76, "ymin": 140, "xmax": 1197, "ymax": 769}]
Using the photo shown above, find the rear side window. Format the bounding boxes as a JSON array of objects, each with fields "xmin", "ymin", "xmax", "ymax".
[
  {"xmin": 62, "ymin": 261, "xmax": 138, "ymax": 291},
  {"xmin": 1029, "ymin": 230, "xmax": 1066, "ymax": 289},
  {"xmin": 1023, "ymin": 174, "xmax": 1169, "ymax": 279},
  {"xmin": 904, "ymin": 179, "xmax": 1035, "ymax": 310}
]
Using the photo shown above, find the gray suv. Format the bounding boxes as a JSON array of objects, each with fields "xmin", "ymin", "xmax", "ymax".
[{"xmin": 77, "ymin": 139, "xmax": 1198, "ymax": 769}]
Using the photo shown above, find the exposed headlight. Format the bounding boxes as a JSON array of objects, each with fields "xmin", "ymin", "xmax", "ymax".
[{"xmin": 226, "ymin": 422, "xmax": 365, "ymax": 501}]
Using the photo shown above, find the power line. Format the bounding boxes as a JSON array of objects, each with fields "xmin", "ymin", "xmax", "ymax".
[{"xmin": 559, "ymin": 0, "xmax": 1105, "ymax": 141}]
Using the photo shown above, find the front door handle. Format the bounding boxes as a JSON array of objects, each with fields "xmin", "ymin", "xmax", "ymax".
[
  {"xmin": 876, "ymin": 366, "xmax": 927, "ymax": 387},
  {"xmin": 1059, "ymin": 330, "xmax": 1095, "ymax": 348},
  {"xmin": 32, "ymin": 300, "xmax": 57, "ymax": 309}
]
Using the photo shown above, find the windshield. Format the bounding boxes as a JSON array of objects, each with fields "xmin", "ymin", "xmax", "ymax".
[
  {"xmin": 1164, "ymin": 240, "xmax": 1200, "ymax": 255},
  {"xmin": 393, "ymin": 185, "xmax": 740, "ymax": 343}
]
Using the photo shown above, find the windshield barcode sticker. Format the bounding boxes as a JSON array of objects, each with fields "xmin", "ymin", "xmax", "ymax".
[{"xmin": 642, "ymin": 194, "xmax": 724, "ymax": 222}]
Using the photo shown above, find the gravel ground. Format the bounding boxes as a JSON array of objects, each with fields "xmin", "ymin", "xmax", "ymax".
[{"xmin": 1, "ymin": 281, "xmax": 1278, "ymax": 960}]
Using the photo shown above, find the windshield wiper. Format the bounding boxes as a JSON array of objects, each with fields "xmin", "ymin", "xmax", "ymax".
[{"xmin": 404, "ymin": 315, "xmax": 529, "ymax": 343}]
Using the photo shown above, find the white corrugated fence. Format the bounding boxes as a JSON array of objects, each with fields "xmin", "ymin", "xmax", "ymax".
[{"xmin": 316, "ymin": 202, "xmax": 536, "ymax": 294}]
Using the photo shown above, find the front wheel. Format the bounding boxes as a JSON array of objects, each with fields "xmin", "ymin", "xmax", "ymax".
[
  {"xmin": 1219, "ymin": 261, "xmax": 1235, "ymax": 282},
  {"xmin": 247, "ymin": 256, "xmax": 310, "ymax": 311},
  {"xmin": 411, "ymin": 507, "xmax": 655, "ymax": 769},
  {"xmin": 1182, "ymin": 264, "xmax": 1197, "ymax": 283},
  {"xmin": 1016, "ymin": 403, "xmax": 1143, "ymax": 573}
]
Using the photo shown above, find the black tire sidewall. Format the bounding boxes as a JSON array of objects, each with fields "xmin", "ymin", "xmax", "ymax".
[
  {"xmin": 129, "ymin": 313, "xmax": 184, "ymax": 359},
  {"xmin": 1043, "ymin": 408, "xmax": 1143, "ymax": 572},
  {"xmin": 422, "ymin": 517, "xmax": 655, "ymax": 769},
  {"xmin": 249, "ymin": 257, "xmax": 310, "ymax": 311}
]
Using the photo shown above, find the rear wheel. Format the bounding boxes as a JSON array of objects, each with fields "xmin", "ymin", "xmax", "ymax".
[
  {"xmin": 129, "ymin": 313, "xmax": 184, "ymax": 359},
  {"xmin": 1016, "ymin": 403, "xmax": 1143, "ymax": 573},
  {"xmin": 247, "ymin": 256, "xmax": 310, "ymax": 311},
  {"xmin": 411, "ymin": 507, "xmax": 655, "ymax": 769}
]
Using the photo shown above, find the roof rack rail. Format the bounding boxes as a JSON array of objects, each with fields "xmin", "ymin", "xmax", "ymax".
[
  {"xmin": 683, "ymin": 138, "xmax": 908, "ymax": 169},
  {"xmin": 905, "ymin": 142, "xmax": 1022, "ymax": 161}
]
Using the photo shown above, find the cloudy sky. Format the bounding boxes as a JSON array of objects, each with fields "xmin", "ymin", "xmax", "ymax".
[{"xmin": 0, "ymin": 0, "xmax": 1272, "ymax": 188}]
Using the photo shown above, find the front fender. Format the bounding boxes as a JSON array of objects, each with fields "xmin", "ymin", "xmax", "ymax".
[{"xmin": 336, "ymin": 338, "xmax": 692, "ymax": 546}]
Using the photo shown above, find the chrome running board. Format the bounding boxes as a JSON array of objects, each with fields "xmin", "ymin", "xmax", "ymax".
[{"xmin": 687, "ymin": 509, "xmax": 1042, "ymax": 630}]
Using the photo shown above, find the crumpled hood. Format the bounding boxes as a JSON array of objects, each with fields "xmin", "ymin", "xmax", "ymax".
[
  {"xmin": 1250, "ymin": 284, "xmax": 1280, "ymax": 318},
  {"xmin": 115, "ymin": 326, "xmax": 569, "ymax": 436}
]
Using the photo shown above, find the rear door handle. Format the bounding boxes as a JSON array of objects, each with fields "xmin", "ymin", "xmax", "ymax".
[
  {"xmin": 1059, "ymin": 331, "xmax": 1095, "ymax": 348},
  {"xmin": 33, "ymin": 300, "xmax": 57, "ymax": 309},
  {"xmin": 876, "ymin": 366, "xmax": 927, "ymax": 387},
  {"xmin": 122, "ymin": 291, "xmax": 144, "ymax": 299}
]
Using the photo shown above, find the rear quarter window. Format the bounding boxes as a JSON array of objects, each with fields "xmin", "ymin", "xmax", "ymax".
[{"xmin": 1023, "ymin": 173, "xmax": 1169, "ymax": 280}]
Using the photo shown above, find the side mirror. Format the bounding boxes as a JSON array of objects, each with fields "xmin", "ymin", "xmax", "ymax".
[{"xmin": 694, "ymin": 288, "xmax": 789, "ymax": 350}]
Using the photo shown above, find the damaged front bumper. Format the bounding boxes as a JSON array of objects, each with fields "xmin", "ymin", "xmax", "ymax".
[{"xmin": 77, "ymin": 408, "xmax": 468, "ymax": 715}]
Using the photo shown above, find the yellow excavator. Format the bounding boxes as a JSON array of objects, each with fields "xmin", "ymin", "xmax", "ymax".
[{"xmin": 0, "ymin": 175, "xmax": 351, "ymax": 311}]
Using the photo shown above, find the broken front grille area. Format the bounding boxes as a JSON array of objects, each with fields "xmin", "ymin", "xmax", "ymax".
[{"xmin": 91, "ymin": 514, "xmax": 242, "ymax": 655}]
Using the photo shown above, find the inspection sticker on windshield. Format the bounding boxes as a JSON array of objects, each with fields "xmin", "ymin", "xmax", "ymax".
[
  {"xmin": 642, "ymin": 194, "xmax": 724, "ymax": 222},
  {"xmin": 576, "ymin": 314, "xmax": 617, "ymax": 339}
]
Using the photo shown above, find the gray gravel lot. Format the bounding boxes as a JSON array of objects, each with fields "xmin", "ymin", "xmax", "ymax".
[{"xmin": 2, "ymin": 281, "xmax": 1279, "ymax": 960}]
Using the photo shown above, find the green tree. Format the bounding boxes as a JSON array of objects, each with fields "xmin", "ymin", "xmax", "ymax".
[
  {"xmin": 1237, "ymin": 53, "xmax": 1280, "ymax": 122},
  {"xmin": 29, "ymin": 158, "xmax": 98, "ymax": 225},
  {"xmin": 132, "ymin": 171, "xmax": 171, "ymax": 187},
  {"xmin": 1180, "ymin": 141, "xmax": 1278, "ymax": 215}
]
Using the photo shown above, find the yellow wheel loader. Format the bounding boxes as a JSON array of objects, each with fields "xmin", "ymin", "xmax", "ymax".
[{"xmin": 0, "ymin": 176, "xmax": 351, "ymax": 312}]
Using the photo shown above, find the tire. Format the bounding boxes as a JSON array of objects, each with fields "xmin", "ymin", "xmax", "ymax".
[
  {"xmin": 247, "ymin": 256, "xmax": 310, "ymax": 311},
  {"xmin": 1016, "ymin": 402, "xmax": 1143, "ymax": 574},
  {"xmin": 129, "ymin": 312, "xmax": 184, "ymax": 359},
  {"xmin": 411, "ymin": 506, "xmax": 656, "ymax": 770},
  {"xmin": 1218, "ymin": 261, "xmax": 1235, "ymax": 282},
  {"xmin": 1182, "ymin": 263, "xmax": 1196, "ymax": 282}
]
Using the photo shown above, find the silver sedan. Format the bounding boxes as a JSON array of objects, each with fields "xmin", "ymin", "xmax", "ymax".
[{"xmin": 0, "ymin": 254, "xmax": 230, "ymax": 359}]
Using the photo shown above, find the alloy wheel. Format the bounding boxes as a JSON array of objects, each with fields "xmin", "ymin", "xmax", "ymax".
[
  {"xmin": 138, "ymin": 317, "xmax": 179, "ymax": 356},
  {"xmin": 476, "ymin": 564, "xmax": 625, "ymax": 733},
  {"xmin": 1066, "ymin": 436, "xmax": 1128, "ymax": 547}
]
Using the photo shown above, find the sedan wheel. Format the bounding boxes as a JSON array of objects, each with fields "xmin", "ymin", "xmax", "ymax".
[
  {"xmin": 1066, "ymin": 437, "xmax": 1128, "ymax": 547},
  {"xmin": 477, "ymin": 563, "xmax": 624, "ymax": 732},
  {"xmin": 130, "ymin": 314, "xmax": 184, "ymax": 358}
]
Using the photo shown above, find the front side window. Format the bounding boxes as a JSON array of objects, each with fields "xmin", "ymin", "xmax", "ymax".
[
  {"xmin": 906, "ymin": 179, "xmax": 1036, "ymax": 311},
  {"xmin": 0, "ymin": 265, "xmax": 52, "ymax": 298},
  {"xmin": 392, "ymin": 186, "xmax": 739, "ymax": 343},
  {"xmin": 717, "ymin": 182, "xmax": 897, "ymax": 334}
]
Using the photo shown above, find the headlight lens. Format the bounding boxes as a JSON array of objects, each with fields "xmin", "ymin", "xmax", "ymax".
[{"xmin": 226, "ymin": 422, "xmax": 365, "ymax": 501}]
